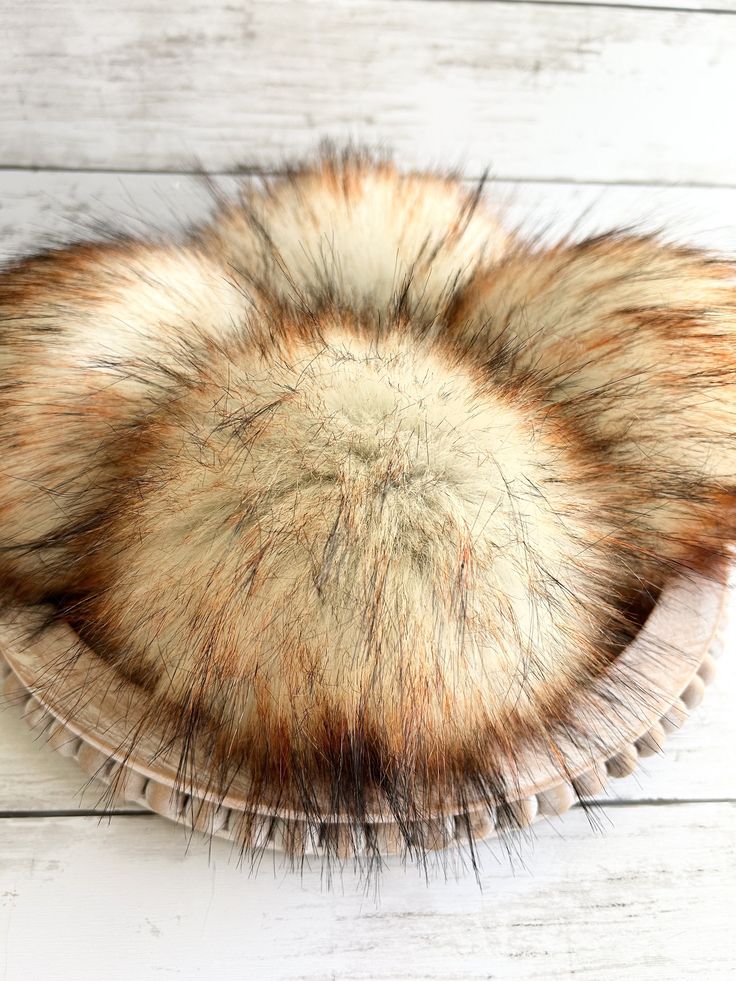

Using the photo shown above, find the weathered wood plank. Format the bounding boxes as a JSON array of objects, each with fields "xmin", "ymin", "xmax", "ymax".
[
  {"xmin": 0, "ymin": 805, "xmax": 733, "ymax": 980},
  {"xmin": 2, "ymin": 1, "xmax": 735, "ymax": 183},
  {"xmin": 4, "ymin": 168, "xmax": 736, "ymax": 261}
]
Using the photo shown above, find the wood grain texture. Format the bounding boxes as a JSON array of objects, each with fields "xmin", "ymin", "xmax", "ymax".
[
  {"xmin": 4, "ymin": 169, "xmax": 736, "ymax": 262},
  {"xmin": 2, "ymin": 0, "xmax": 736, "ymax": 183},
  {"xmin": 0, "ymin": 805, "xmax": 733, "ymax": 981}
]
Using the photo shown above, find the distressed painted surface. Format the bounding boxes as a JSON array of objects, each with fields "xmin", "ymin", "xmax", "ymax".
[
  {"xmin": 1, "ymin": 2, "xmax": 735, "ymax": 977},
  {"xmin": 3, "ymin": 169, "xmax": 736, "ymax": 261},
  {"xmin": 1, "ymin": 1, "xmax": 736, "ymax": 182},
  {"xmin": 0, "ymin": 806, "xmax": 734, "ymax": 980}
]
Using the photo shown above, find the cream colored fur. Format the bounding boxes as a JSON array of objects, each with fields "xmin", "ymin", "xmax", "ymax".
[
  {"xmin": 0, "ymin": 153, "xmax": 734, "ymax": 830},
  {"xmin": 0, "ymin": 244, "xmax": 249, "ymax": 593},
  {"xmin": 78, "ymin": 327, "xmax": 620, "ymax": 764},
  {"xmin": 451, "ymin": 237, "xmax": 736, "ymax": 561},
  {"xmin": 204, "ymin": 162, "xmax": 512, "ymax": 322}
]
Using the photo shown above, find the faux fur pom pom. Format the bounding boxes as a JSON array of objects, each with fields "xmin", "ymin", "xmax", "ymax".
[{"xmin": 0, "ymin": 152, "xmax": 734, "ymax": 860}]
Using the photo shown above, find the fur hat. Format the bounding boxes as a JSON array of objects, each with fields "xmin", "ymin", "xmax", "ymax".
[{"xmin": 1, "ymin": 152, "xmax": 733, "ymax": 859}]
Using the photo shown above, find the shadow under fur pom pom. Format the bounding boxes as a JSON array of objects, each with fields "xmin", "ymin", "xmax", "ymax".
[{"xmin": 0, "ymin": 150, "xmax": 734, "ymax": 868}]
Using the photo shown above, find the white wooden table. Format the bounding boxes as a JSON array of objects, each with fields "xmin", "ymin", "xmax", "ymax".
[{"xmin": 1, "ymin": 2, "xmax": 735, "ymax": 978}]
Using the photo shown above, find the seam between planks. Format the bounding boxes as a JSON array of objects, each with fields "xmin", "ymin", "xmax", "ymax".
[
  {"xmin": 0, "ymin": 799, "xmax": 732, "ymax": 819},
  {"xmin": 420, "ymin": 0, "xmax": 736, "ymax": 17},
  {"xmin": 2, "ymin": 164, "xmax": 736, "ymax": 193}
]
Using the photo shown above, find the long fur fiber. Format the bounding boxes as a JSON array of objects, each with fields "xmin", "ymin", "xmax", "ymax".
[{"xmin": 1, "ymin": 151, "xmax": 734, "ymax": 864}]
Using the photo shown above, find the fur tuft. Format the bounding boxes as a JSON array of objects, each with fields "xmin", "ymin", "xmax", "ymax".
[{"xmin": 0, "ymin": 151, "xmax": 734, "ymax": 866}]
